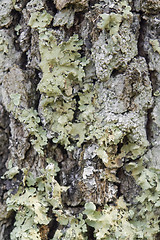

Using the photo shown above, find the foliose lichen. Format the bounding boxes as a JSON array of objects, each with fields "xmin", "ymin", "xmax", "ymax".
[
  {"xmin": 150, "ymin": 39, "xmax": 160, "ymax": 55},
  {"xmin": 3, "ymin": 1, "xmax": 160, "ymax": 239},
  {"xmin": 6, "ymin": 159, "xmax": 67, "ymax": 240},
  {"xmin": 125, "ymin": 158, "xmax": 160, "ymax": 239}
]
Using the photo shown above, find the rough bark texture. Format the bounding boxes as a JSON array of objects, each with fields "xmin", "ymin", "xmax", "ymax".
[{"xmin": 0, "ymin": 0, "xmax": 160, "ymax": 239}]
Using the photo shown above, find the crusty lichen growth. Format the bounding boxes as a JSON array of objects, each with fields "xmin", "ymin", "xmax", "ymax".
[
  {"xmin": 0, "ymin": 30, "xmax": 20, "ymax": 82},
  {"xmin": 0, "ymin": 0, "xmax": 13, "ymax": 27}
]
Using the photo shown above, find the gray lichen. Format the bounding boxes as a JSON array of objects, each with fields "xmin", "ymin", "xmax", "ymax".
[
  {"xmin": 0, "ymin": 30, "xmax": 20, "ymax": 83},
  {"xmin": 54, "ymin": 0, "xmax": 88, "ymax": 11},
  {"xmin": 92, "ymin": 1, "xmax": 138, "ymax": 81},
  {"xmin": 1, "ymin": 0, "xmax": 160, "ymax": 239},
  {"xmin": 0, "ymin": 0, "xmax": 13, "ymax": 27}
]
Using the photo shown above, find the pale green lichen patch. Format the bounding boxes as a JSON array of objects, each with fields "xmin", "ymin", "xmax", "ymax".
[
  {"xmin": 2, "ymin": 65, "xmax": 47, "ymax": 155},
  {"xmin": 126, "ymin": 158, "xmax": 160, "ymax": 239},
  {"xmin": 37, "ymin": 28, "xmax": 88, "ymax": 150},
  {"xmin": 18, "ymin": 108, "xmax": 48, "ymax": 155},
  {"xmin": 83, "ymin": 198, "xmax": 136, "ymax": 240},
  {"xmin": 28, "ymin": 10, "xmax": 53, "ymax": 29},
  {"xmin": 38, "ymin": 32, "xmax": 86, "ymax": 97},
  {"xmin": 6, "ymin": 161, "xmax": 67, "ymax": 240},
  {"xmin": 26, "ymin": 0, "xmax": 44, "ymax": 13},
  {"xmin": 97, "ymin": 13, "xmax": 122, "ymax": 36},
  {"xmin": 150, "ymin": 39, "xmax": 160, "ymax": 55},
  {"xmin": 53, "ymin": 212, "xmax": 87, "ymax": 239},
  {"xmin": 81, "ymin": 158, "xmax": 160, "ymax": 239}
]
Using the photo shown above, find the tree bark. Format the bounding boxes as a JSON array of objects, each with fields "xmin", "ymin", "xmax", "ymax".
[{"xmin": 0, "ymin": 0, "xmax": 160, "ymax": 239}]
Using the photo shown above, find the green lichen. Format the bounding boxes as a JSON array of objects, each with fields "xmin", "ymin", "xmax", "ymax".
[
  {"xmin": 37, "ymin": 26, "xmax": 88, "ymax": 150},
  {"xmin": 97, "ymin": 13, "xmax": 122, "ymax": 36},
  {"xmin": 6, "ymin": 92, "xmax": 47, "ymax": 156},
  {"xmin": 28, "ymin": 10, "xmax": 53, "ymax": 29},
  {"xmin": 38, "ymin": 32, "xmax": 86, "ymax": 97},
  {"xmin": 97, "ymin": 0, "xmax": 132, "ymax": 36},
  {"xmin": 126, "ymin": 159, "xmax": 160, "ymax": 239},
  {"xmin": 150, "ymin": 39, "xmax": 160, "ymax": 55},
  {"xmin": 6, "ymin": 160, "xmax": 67, "ymax": 240},
  {"xmin": 83, "ymin": 198, "xmax": 136, "ymax": 240},
  {"xmin": 6, "ymin": 156, "xmax": 160, "ymax": 239},
  {"xmin": 53, "ymin": 212, "xmax": 87, "ymax": 240},
  {"xmin": 80, "ymin": 159, "xmax": 160, "ymax": 239},
  {"xmin": 18, "ymin": 108, "xmax": 48, "ymax": 155},
  {"xmin": 4, "ymin": 4, "xmax": 159, "ymax": 240}
]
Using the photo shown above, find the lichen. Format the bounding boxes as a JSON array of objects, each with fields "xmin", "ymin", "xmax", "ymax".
[
  {"xmin": 83, "ymin": 198, "xmax": 136, "ymax": 240},
  {"xmin": 125, "ymin": 158, "xmax": 160, "ymax": 239},
  {"xmin": 0, "ymin": 30, "xmax": 20, "ymax": 83},
  {"xmin": 2, "ymin": 66, "xmax": 47, "ymax": 155},
  {"xmin": 18, "ymin": 108, "xmax": 48, "ymax": 155},
  {"xmin": 28, "ymin": 11, "xmax": 53, "ymax": 29},
  {"xmin": 53, "ymin": 212, "xmax": 87, "ymax": 240},
  {"xmin": 36, "ymin": 24, "xmax": 88, "ymax": 150},
  {"xmin": 54, "ymin": 0, "xmax": 88, "ymax": 11},
  {"xmin": 53, "ymin": 8, "xmax": 75, "ymax": 29},
  {"xmin": 6, "ymin": 159, "xmax": 67, "ymax": 240},
  {"xmin": 3, "ymin": 1, "xmax": 159, "ymax": 239},
  {"xmin": 0, "ymin": 0, "xmax": 13, "ymax": 27},
  {"xmin": 92, "ymin": 0, "xmax": 137, "ymax": 81},
  {"xmin": 150, "ymin": 39, "xmax": 160, "ymax": 55}
]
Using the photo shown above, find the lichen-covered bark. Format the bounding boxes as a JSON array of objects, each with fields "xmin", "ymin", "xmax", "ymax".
[{"xmin": 0, "ymin": 0, "xmax": 160, "ymax": 239}]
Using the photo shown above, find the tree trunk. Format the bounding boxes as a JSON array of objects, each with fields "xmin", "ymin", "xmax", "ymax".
[{"xmin": 0, "ymin": 0, "xmax": 160, "ymax": 239}]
